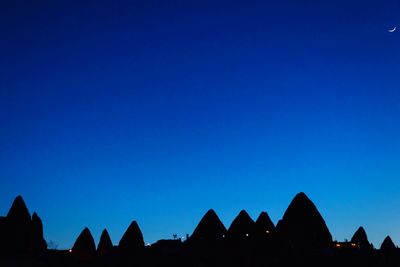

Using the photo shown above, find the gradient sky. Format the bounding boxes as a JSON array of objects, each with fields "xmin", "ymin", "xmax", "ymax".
[{"xmin": 1, "ymin": 0, "xmax": 399, "ymax": 249}]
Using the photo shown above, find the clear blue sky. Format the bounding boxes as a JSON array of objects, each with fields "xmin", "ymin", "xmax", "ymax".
[{"xmin": 0, "ymin": 0, "xmax": 399, "ymax": 249}]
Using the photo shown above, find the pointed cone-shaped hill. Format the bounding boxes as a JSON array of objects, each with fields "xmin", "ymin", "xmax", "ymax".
[
  {"xmin": 351, "ymin": 227, "xmax": 373, "ymax": 250},
  {"xmin": 254, "ymin": 211, "xmax": 275, "ymax": 239},
  {"xmin": 380, "ymin": 236, "xmax": 396, "ymax": 251},
  {"xmin": 31, "ymin": 212, "xmax": 47, "ymax": 251},
  {"xmin": 276, "ymin": 192, "xmax": 332, "ymax": 249},
  {"xmin": 7, "ymin": 195, "xmax": 31, "ymax": 223},
  {"xmin": 255, "ymin": 211, "xmax": 275, "ymax": 233},
  {"xmin": 227, "ymin": 210, "xmax": 255, "ymax": 239},
  {"xmin": 119, "ymin": 221, "xmax": 144, "ymax": 251},
  {"xmin": 6, "ymin": 196, "xmax": 32, "ymax": 252},
  {"xmin": 72, "ymin": 227, "xmax": 96, "ymax": 256},
  {"xmin": 190, "ymin": 209, "xmax": 227, "ymax": 242},
  {"xmin": 97, "ymin": 229, "xmax": 113, "ymax": 255}
]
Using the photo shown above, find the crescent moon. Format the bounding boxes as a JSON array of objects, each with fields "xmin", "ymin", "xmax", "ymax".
[{"xmin": 388, "ymin": 27, "xmax": 396, "ymax": 33}]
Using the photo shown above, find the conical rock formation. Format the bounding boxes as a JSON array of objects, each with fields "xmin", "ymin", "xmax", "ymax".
[
  {"xmin": 119, "ymin": 221, "xmax": 144, "ymax": 251},
  {"xmin": 190, "ymin": 209, "xmax": 227, "ymax": 242},
  {"xmin": 380, "ymin": 236, "xmax": 396, "ymax": 252},
  {"xmin": 351, "ymin": 226, "xmax": 373, "ymax": 250},
  {"xmin": 227, "ymin": 210, "xmax": 255, "ymax": 240},
  {"xmin": 276, "ymin": 192, "xmax": 332, "ymax": 249},
  {"xmin": 7, "ymin": 195, "xmax": 31, "ymax": 223},
  {"xmin": 5, "ymin": 196, "xmax": 33, "ymax": 252},
  {"xmin": 72, "ymin": 227, "xmax": 96, "ymax": 258},
  {"xmin": 255, "ymin": 211, "xmax": 275, "ymax": 234},
  {"xmin": 254, "ymin": 211, "xmax": 275, "ymax": 240},
  {"xmin": 31, "ymin": 212, "xmax": 47, "ymax": 252},
  {"xmin": 97, "ymin": 229, "xmax": 113, "ymax": 256}
]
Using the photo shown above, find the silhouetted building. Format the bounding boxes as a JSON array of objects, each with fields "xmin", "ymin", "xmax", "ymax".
[
  {"xmin": 97, "ymin": 229, "xmax": 113, "ymax": 256},
  {"xmin": 227, "ymin": 210, "xmax": 255, "ymax": 240},
  {"xmin": 189, "ymin": 209, "xmax": 227, "ymax": 243},
  {"xmin": 333, "ymin": 241, "xmax": 359, "ymax": 250},
  {"xmin": 351, "ymin": 226, "xmax": 373, "ymax": 250},
  {"xmin": 72, "ymin": 227, "xmax": 96, "ymax": 260},
  {"xmin": 276, "ymin": 192, "xmax": 332, "ymax": 250}
]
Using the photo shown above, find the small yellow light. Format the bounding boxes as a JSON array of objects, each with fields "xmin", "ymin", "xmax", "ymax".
[
  {"xmin": 266, "ymin": 230, "xmax": 270, "ymax": 234},
  {"xmin": 68, "ymin": 249, "xmax": 72, "ymax": 253},
  {"xmin": 335, "ymin": 244, "xmax": 341, "ymax": 248}
]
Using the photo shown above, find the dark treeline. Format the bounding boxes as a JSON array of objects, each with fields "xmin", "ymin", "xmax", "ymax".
[{"xmin": 0, "ymin": 193, "xmax": 399, "ymax": 267}]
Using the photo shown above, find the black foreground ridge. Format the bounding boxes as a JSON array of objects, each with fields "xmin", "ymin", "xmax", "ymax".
[{"xmin": 0, "ymin": 193, "xmax": 399, "ymax": 267}]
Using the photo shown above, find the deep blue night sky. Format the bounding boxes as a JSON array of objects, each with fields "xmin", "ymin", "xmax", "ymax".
[{"xmin": 1, "ymin": 0, "xmax": 399, "ymax": 249}]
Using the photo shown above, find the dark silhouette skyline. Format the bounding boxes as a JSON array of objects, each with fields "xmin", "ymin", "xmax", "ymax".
[
  {"xmin": 1, "ymin": 193, "xmax": 398, "ymax": 251},
  {"xmin": 1, "ymin": 1, "xmax": 400, "ymax": 249},
  {"xmin": 1, "ymin": 193, "xmax": 400, "ymax": 267}
]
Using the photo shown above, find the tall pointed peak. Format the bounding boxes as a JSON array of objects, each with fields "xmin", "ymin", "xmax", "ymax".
[
  {"xmin": 276, "ymin": 192, "xmax": 332, "ymax": 248},
  {"xmin": 119, "ymin": 221, "xmax": 144, "ymax": 250},
  {"xmin": 7, "ymin": 195, "xmax": 31, "ymax": 222},
  {"xmin": 255, "ymin": 211, "xmax": 275, "ymax": 232},
  {"xmin": 190, "ymin": 209, "xmax": 227, "ymax": 242},
  {"xmin": 228, "ymin": 210, "xmax": 255, "ymax": 239},
  {"xmin": 31, "ymin": 212, "xmax": 42, "ymax": 226},
  {"xmin": 237, "ymin": 210, "xmax": 251, "ymax": 218},
  {"xmin": 380, "ymin": 236, "xmax": 396, "ymax": 251},
  {"xmin": 97, "ymin": 229, "xmax": 113, "ymax": 255},
  {"xmin": 351, "ymin": 227, "xmax": 368, "ymax": 243},
  {"xmin": 32, "ymin": 212, "xmax": 40, "ymax": 221},
  {"xmin": 204, "ymin": 209, "xmax": 218, "ymax": 218},
  {"xmin": 31, "ymin": 212, "xmax": 47, "ymax": 252},
  {"xmin": 231, "ymin": 210, "xmax": 253, "ymax": 225},
  {"xmin": 294, "ymin": 192, "xmax": 308, "ymax": 199},
  {"xmin": 290, "ymin": 192, "xmax": 313, "ymax": 206},
  {"xmin": 351, "ymin": 226, "xmax": 373, "ymax": 250},
  {"xmin": 72, "ymin": 227, "xmax": 96, "ymax": 255}
]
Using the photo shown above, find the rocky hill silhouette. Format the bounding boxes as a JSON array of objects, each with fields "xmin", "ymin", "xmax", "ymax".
[
  {"xmin": 0, "ymin": 195, "xmax": 47, "ymax": 254},
  {"xmin": 97, "ymin": 229, "xmax": 113, "ymax": 256},
  {"xmin": 189, "ymin": 209, "xmax": 227, "ymax": 243},
  {"xmin": 119, "ymin": 220, "xmax": 145, "ymax": 258},
  {"xmin": 254, "ymin": 211, "xmax": 275, "ymax": 240},
  {"xmin": 255, "ymin": 211, "xmax": 274, "ymax": 233},
  {"xmin": 276, "ymin": 192, "xmax": 332, "ymax": 250},
  {"xmin": 227, "ymin": 210, "xmax": 255, "ymax": 240},
  {"xmin": 380, "ymin": 236, "xmax": 396, "ymax": 252},
  {"xmin": 1, "ymin": 192, "xmax": 399, "ymax": 267},
  {"xmin": 351, "ymin": 226, "xmax": 374, "ymax": 250},
  {"xmin": 72, "ymin": 227, "xmax": 96, "ymax": 260}
]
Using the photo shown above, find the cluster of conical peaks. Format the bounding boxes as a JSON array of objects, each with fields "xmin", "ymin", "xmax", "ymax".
[{"xmin": 1, "ymin": 192, "xmax": 398, "ymax": 264}]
